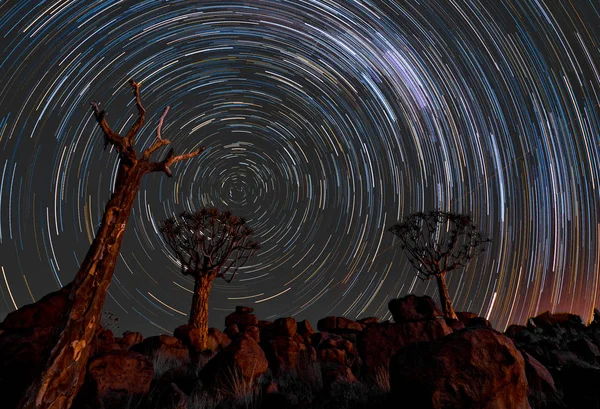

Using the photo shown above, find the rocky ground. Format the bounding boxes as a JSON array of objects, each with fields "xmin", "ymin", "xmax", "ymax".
[{"xmin": 1, "ymin": 288, "xmax": 599, "ymax": 409}]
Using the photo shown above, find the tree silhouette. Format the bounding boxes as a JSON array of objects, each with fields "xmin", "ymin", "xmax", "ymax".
[
  {"xmin": 388, "ymin": 211, "xmax": 489, "ymax": 320},
  {"xmin": 20, "ymin": 80, "xmax": 205, "ymax": 409},
  {"xmin": 160, "ymin": 208, "xmax": 260, "ymax": 350}
]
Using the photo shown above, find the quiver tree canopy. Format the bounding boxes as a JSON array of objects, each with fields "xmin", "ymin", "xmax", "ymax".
[
  {"xmin": 388, "ymin": 210, "xmax": 490, "ymax": 319},
  {"xmin": 160, "ymin": 207, "xmax": 260, "ymax": 280}
]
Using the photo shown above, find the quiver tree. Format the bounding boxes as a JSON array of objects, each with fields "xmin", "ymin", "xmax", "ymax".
[
  {"xmin": 160, "ymin": 208, "xmax": 260, "ymax": 350},
  {"xmin": 388, "ymin": 211, "xmax": 489, "ymax": 320},
  {"xmin": 20, "ymin": 80, "xmax": 205, "ymax": 409}
]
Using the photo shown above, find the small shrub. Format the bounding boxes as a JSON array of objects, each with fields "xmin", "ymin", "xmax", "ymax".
[{"xmin": 153, "ymin": 350, "xmax": 186, "ymax": 379}]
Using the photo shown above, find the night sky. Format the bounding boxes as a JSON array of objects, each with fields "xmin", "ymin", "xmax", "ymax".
[{"xmin": 0, "ymin": 0, "xmax": 599, "ymax": 336}]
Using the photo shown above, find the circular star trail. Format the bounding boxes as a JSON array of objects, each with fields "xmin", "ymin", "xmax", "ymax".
[{"xmin": 0, "ymin": 0, "xmax": 599, "ymax": 335}]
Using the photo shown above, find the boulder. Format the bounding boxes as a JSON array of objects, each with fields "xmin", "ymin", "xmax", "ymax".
[
  {"xmin": 130, "ymin": 335, "xmax": 190, "ymax": 363},
  {"xmin": 467, "ymin": 316, "xmax": 493, "ymax": 329},
  {"xmin": 455, "ymin": 311, "xmax": 478, "ymax": 326},
  {"xmin": 297, "ymin": 319, "xmax": 315, "ymax": 336},
  {"xmin": 200, "ymin": 333, "xmax": 268, "ymax": 386},
  {"xmin": 566, "ymin": 337, "xmax": 600, "ymax": 364},
  {"xmin": 76, "ymin": 350, "xmax": 153, "ymax": 409},
  {"xmin": 317, "ymin": 316, "xmax": 363, "ymax": 334},
  {"xmin": 520, "ymin": 351, "xmax": 560, "ymax": 408},
  {"xmin": 0, "ymin": 283, "xmax": 71, "ymax": 330},
  {"xmin": 273, "ymin": 317, "xmax": 297, "ymax": 338},
  {"xmin": 225, "ymin": 308, "xmax": 258, "ymax": 331},
  {"xmin": 264, "ymin": 336, "xmax": 302, "ymax": 373},
  {"xmin": 358, "ymin": 317, "xmax": 379, "ymax": 326},
  {"xmin": 388, "ymin": 294, "xmax": 443, "ymax": 323},
  {"xmin": 529, "ymin": 311, "xmax": 585, "ymax": 331},
  {"xmin": 0, "ymin": 327, "xmax": 54, "ymax": 409},
  {"xmin": 357, "ymin": 318, "xmax": 452, "ymax": 376},
  {"xmin": 120, "ymin": 331, "xmax": 143, "ymax": 349},
  {"xmin": 389, "ymin": 328, "xmax": 530, "ymax": 409},
  {"xmin": 320, "ymin": 362, "xmax": 357, "ymax": 388},
  {"xmin": 553, "ymin": 356, "xmax": 600, "ymax": 408}
]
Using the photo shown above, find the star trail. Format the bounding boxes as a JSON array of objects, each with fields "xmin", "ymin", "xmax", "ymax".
[{"xmin": 0, "ymin": 0, "xmax": 599, "ymax": 335}]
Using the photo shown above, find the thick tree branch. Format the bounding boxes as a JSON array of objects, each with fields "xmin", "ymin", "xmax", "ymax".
[
  {"xmin": 150, "ymin": 146, "xmax": 206, "ymax": 177},
  {"xmin": 124, "ymin": 79, "xmax": 146, "ymax": 144},
  {"xmin": 90, "ymin": 101, "xmax": 126, "ymax": 152}
]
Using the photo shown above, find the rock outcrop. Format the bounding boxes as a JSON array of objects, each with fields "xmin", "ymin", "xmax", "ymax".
[{"xmin": 390, "ymin": 328, "xmax": 530, "ymax": 409}]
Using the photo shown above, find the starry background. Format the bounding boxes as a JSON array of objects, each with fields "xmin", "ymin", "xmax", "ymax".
[{"xmin": 0, "ymin": 0, "xmax": 599, "ymax": 336}]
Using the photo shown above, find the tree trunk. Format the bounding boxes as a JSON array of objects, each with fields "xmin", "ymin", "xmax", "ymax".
[
  {"xmin": 188, "ymin": 274, "xmax": 213, "ymax": 351},
  {"xmin": 19, "ymin": 162, "xmax": 144, "ymax": 409},
  {"xmin": 436, "ymin": 272, "xmax": 458, "ymax": 320}
]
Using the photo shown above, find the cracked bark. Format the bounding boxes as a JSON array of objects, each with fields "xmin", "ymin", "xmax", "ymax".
[{"xmin": 19, "ymin": 80, "xmax": 204, "ymax": 409}]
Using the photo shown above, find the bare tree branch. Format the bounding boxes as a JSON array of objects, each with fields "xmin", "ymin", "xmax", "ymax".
[
  {"xmin": 90, "ymin": 101, "xmax": 126, "ymax": 152},
  {"xmin": 124, "ymin": 79, "xmax": 146, "ymax": 144},
  {"xmin": 150, "ymin": 147, "xmax": 206, "ymax": 177}
]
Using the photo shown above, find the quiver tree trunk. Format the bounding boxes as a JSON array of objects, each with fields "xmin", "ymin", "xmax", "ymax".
[
  {"xmin": 18, "ymin": 80, "xmax": 204, "ymax": 409},
  {"xmin": 20, "ymin": 165, "xmax": 144, "ymax": 409},
  {"xmin": 188, "ymin": 274, "xmax": 214, "ymax": 351},
  {"xmin": 436, "ymin": 272, "xmax": 458, "ymax": 320}
]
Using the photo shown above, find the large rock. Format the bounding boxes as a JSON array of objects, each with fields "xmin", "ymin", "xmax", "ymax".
[
  {"xmin": 0, "ymin": 283, "xmax": 74, "ymax": 409},
  {"xmin": 388, "ymin": 294, "xmax": 443, "ymax": 323},
  {"xmin": 0, "ymin": 327, "xmax": 54, "ymax": 409},
  {"xmin": 225, "ymin": 306, "xmax": 259, "ymax": 331},
  {"xmin": 358, "ymin": 318, "xmax": 452, "ymax": 376},
  {"xmin": 75, "ymin": 350, "xmax": 153, "ymax": 409},
  {"xmin": 263, "ymin": 335, "xmax": 302, "ymax": 373},
  {"xmin": 529, "ymin": 311, "xmax": 585, "ymax": 331},
  {"xmin": 520, "ymin": 351, "xmax": 560, "ymax": 408},
  {"xmin": 0, "ymin": 284, "xmax": 71, "ymax": 331},
  {"xmin": 174, "ymin": 324, "xmax": 230, "ymax": 353},
  {"xmin": 130, "ymin": 335, "xmax": 190, "ymax": 363},
  {"xmin": 200, "ymin": 333, "xmax": 268, "ymax": 386},
  {"xmin": 317, "ymin": 316, "xmax": 363, "ymax": 334},
  {"xmin": 389, "ymin": 328, "xmax": 530, "ymax": 409}
]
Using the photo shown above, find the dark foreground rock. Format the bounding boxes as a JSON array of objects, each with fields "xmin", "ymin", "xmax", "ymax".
[{"xmin": 390, "ymin": 328, "xmax": 530, "ymax": 409}]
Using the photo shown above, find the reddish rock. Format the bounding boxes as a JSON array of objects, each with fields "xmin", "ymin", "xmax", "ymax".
[
  {"xmin": 467, "ymin": 316, "xmax": 493, "ymax": 329},
  {"xmin": 389, "ymin": 328, "xmax": 530, "ymax": 409},
  {"xmin": 388, "ymin": 294, "xmax": 443, "ymax": 323},
  {"xmin": 92, "ymin": 327, "xmax": 116, "ymax": 356},
  {"xmin": 505, "ymin": 325, "xmax": 529, "ymax": 340},
  {"xmin": 321, "ymin": 362, "xmax": 357, "ymax": 388},
  {"xmin": 297, "ymin": 319, "xmax": 315, "ymax": 336},
  {"xmin": 224, "ymin": 323, "xmax": 240, "ymax": 339},
  {"xmin": 235, "ymin": 306, "xmax": 254, "ymax": 314},
  {"xmin": 265, "ymin": 336, "xmax": 302, "ymax": 372},
  {"xmin": 244, "ymin": 325, "xmax": 261, "ymax": 342},
  {"xmin": 529, "ymin": 311, "xmax": 585, "ymax": 330},
  {"xmin": 455, "ymin": 311, "xmax": 478, "ymax": 326},
  {"xmin": 0, "ymin": 327, "xmax": 54, "ymax": 409},
  {"xmin": 120, "ymin": 331, "xmax": 143, "ymax": 349},
  {"xmin": 318, "ymin": 347, "xmax": 347, "ymax": 366},
  {"xmin": 358, "ymin": 318, "xmax": 452, "ymax": 376},
  {"xmin": 445, "ymin": 319, "xmax": 465, "ymax": 332},
  {"xmin": 0, "ymin": 283, "xmax": 71, "ymax": 330},
  {"xmin": 358, "ymin": 317, "xmax": 379, "ymax": 326},
  {"xmin": 173, "ymin": 324, "xmax": 202, "ymax": 352},
  {"xmin": 520, "ymin": 351, "xmax": 559, "ymax": 407},
  {"xmin": 200, "ymin": 333, "xmax": 268, "ymax": 386},
  {"xmin": 225, "ymin": 309, "xmax": 258, "ymax": 330},
  {"xmin": 77, "ymin": 350, "xmax": 153, "ymax": 409},
  {"xmin": 273, "ymin": 317, "xmax": 297, "ymax": 337},
  {"xmin": 257, "ymin": 320, "xmax": 272, "ymax": 330},
  {"xmin": 317, "ymin": 316, "xmax": 363, "ymax": 334},
  {"xmin": 130, "ymin": 334, "xmax": 190, "ymax": 363}
]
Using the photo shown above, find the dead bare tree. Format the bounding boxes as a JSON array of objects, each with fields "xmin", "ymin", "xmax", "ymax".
[
  {"xmin": 19, "ymin": 80, "xmax": 205, "ymax": 409},
  {"xmin": 388, "ymin": 211, "xmax": 489, "ymax": 320},
  {"xmin": 160, "ymin": 208, "xmax": 259, "ymax": 350}
]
